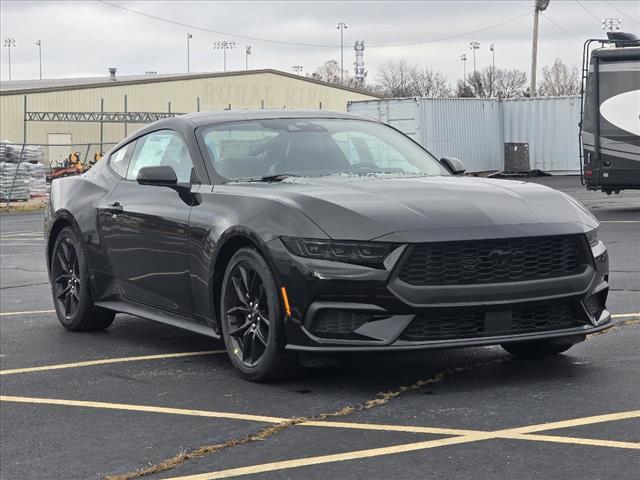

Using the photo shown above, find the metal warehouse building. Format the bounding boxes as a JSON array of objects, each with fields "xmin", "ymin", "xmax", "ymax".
[{"xmin": 0, "ymin": 69, "xmax": 378, "ymax": 164}]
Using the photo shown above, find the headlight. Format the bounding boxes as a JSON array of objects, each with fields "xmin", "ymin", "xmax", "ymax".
[
  {"xmin": 585, "ymin": 228, "xmax": 599, "ymax": 247},
  {"xmin": 281, "ymin": 237, "xmax": 393, "ymax": 267}
]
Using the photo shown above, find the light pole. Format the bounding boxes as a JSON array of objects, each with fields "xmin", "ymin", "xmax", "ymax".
[
  {"xmin": 35, "ymin": 40, "xmax": 42, "ymax": 79},
  {"xmin": 460, "ymin": 54, "xmax": 467, "ymax": 82},
  {"xmin": 601, "ymin": 18, "xmax": 622, "ymax": 32},
  {"xmin": 336, "ymin": 22, "xmax": 348, "ymax": 83},
  {"xmin": 489, "ymin": 43, "xmax": 495, "ymax": 97},
  {"xmin": 245, "ymin": 45, "xmax": 252, "ymax": 70},
  {"xmin": 213, "ymin": 40, "xmax": 237, "ymax": 72},
  {"xmin": 3, "ymin": 38, "xmax": 16, "ymax": 81},
  {"xmin": 531, "ymin": 0, "xmax": 550, "ymax": 97},
  {"xmin": 292, "ymin": 65, "xmax": 303, "ymax": 75},
  {"xmin": 186, "ymin": 33, "xmax": 193, "ymax": 73},
  {"xmin": 469, "ymin": 41, "xmax": 480, "ymax": 74}
]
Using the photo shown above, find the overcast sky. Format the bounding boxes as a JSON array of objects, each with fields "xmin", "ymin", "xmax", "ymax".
[{"xmin": 1, "ymin": 1, "xmax": 639, "ymax": 84}]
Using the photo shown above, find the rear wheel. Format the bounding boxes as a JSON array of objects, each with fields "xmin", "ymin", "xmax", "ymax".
[
  {"xmin": 220, "ymin": 247, "xmax": 292, "ymax": 381},
  {"xmin": 501, "ymin": 339, "xmax": 575, "ymax": 358},
  {"xmin": 50, "ymin": 226, "xmax": 114, "ymax": 331}
]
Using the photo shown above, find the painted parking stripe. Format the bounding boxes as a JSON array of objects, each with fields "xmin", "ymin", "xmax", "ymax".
[
  {"xmin": 0, "ymin": 396, "xmax": 287, "ymax": 424},
  {"xmin": 0, "ymin": 309, "xmax": 55, "ymax": 316},
  {"xmin": 157, "ymin": 411, "xmax": 640, "ymax": 480},
  {"xmin": 0, "ymin": 350, "xmax": 226, "ymax": 375}
]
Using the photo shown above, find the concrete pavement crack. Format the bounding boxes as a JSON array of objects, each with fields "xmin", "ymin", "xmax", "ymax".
[
  {"xmin": 0, "ymin": 282, "xmax": 49, "ymax": 290},
  {"xmin": 104, "ymin": 357, "xmax": 508, "ymax": 480}
]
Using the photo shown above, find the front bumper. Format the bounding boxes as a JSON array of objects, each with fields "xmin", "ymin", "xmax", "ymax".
[{"xmin": 266, "ymin": 236, "xmax": 612, "ymax": 353}]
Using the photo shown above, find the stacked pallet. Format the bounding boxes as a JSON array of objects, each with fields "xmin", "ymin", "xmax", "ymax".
[
  {"xmin": 0, "ymin": 162, "xmax": 30, "ymax": 201},
  {"xmin": 26, "ymin": 162, "xmax": 48, "ymax": 197},
  {"xmin": 0, "ymin": 141, "xmax": 45, "ymax": 164}
]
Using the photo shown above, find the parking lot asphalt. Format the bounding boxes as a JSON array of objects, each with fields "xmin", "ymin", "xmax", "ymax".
[{"xmin": 1, "ymin": 175, "xmax": 638, "ymax": 480}]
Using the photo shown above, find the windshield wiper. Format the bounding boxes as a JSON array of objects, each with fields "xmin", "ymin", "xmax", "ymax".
[{"xmin": 257, "ymin": 173, "xmax": 300, "ymax": 182}]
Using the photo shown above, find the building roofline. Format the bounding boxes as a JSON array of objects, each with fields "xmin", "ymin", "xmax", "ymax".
[{"xmin": 0, "ymin": 69, "xmax": 381, "ymax": 98}]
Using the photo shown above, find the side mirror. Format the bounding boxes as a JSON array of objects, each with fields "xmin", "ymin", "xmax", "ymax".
[
  {"xmin": 136, "ymin": 165, "xmax": 178, "ymax": 186},
  {"xmin": 440, "ymin": 157, "xmax": 466, "ymax": 175}
]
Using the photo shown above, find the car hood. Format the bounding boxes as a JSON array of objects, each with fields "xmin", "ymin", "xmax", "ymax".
[{"xmin": 234, "ymin": 175, "xmax": 598, "ymax": 242}]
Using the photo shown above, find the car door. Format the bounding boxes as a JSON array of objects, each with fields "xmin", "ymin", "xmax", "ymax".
[{"xmin": 100, "ymin": 129, "xmax": 196, "ymax": 315}]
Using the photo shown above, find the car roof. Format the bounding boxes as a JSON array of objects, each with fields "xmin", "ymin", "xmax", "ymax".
[{"xmin": 180, "ymin": 109, "xmax": 374, "ymax": 126}]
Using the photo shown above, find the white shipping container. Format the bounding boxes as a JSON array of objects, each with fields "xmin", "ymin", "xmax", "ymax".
[{"xmin": 348, "ymin": 96, "xmax": 581, "ymax": 173}]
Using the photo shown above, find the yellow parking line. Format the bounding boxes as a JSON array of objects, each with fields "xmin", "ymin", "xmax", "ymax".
[
  {"xmin": 157, "ymin": 428, "xmax": 640, "ymax": 480},
  {"xmin": 507, "ymin": 409, "xmax": 640, "ymax": 434},
  {"xmin": 301, "ymin": 420, "xmax": 478, "ymax": 436},
  {"xmin": 0, "ymin": 350, "xmax": 226, "ymax": 375},
  {"xmin": 160, "ymin": 434, "xmax": 494, "ymax": 480},
  {"xmin": 504, "ymin": 433, "xmax": 640, "ymax": 450},
  {"xmin": 0, "ymin": 309, "xmax": 55, "ymax": 316},
  {"xmin": 611, "ymin": 313, "xmax": 640, "ymax": 319},
  {"xmin": 0, "ymin": 396, "xmax": 287, "ymax": 424}
]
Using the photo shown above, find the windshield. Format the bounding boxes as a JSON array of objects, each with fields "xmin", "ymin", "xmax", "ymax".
[{"xmin": 198, "ymin": 118, "xmax": 449, "ymax": 181}]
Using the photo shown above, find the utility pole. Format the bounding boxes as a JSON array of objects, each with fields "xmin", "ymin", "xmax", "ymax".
[
  {"xmin": 489, "ymin": 43, "xmax": 495, "ymax": 97},
  {"xmin": 530, "ymin": 0, "xmax": 550, "ymax": 97},
  {"xmin": 601, "ymin": 18, "xmax": 622, "ymax": 32},
  {"xmin": 186, "ymin": 33, "xmax": 193, "ymax": 73},
  {"xmin": 291, "ymin": 65, "xmax": 303, "ymax": 75},
  {"xmin": 245, "ymin": 45, "xmax": 252, "ymax": 70},
  {"xmin": 469, "ymin": 41, "xmax": 480, "ymax": 73},
  {"xmin": 3, "ymin": 38, "xmax": 16, "ymax": 81},
  {"xmin": 213, "ymin": 40, "xmax": 237, "ymax": 72},
  {"xmin": 336, "ymin": 22, "xmax": 348, "ymax": 83},
  {"xmin": 35, "ymin": 40, "xmax": 42, "ymax": 79},
  {"xmin": 460, "ymin": 54, "xmax": 467, "ymax": 82}
]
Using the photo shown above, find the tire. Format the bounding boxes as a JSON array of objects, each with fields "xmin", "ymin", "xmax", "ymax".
[
  {"xmin": 220, "ymin": 247, "xmax": 293, "ymax": 381},
  {"xmin": 50, "ymin": 226, "xmax": 115, "ymax": 332},
  {"xmin": 501, "ymin": 339, "xmax": 575, "ymax": 358}
]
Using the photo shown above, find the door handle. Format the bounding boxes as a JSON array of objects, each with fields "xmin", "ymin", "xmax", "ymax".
[{"xmin": 106, "ymin": 202, "xmax": 123, "ymax": 215}]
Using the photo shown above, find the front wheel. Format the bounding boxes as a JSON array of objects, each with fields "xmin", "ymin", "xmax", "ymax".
[
  {"xmin": 501, "ymin": 339, "xmax": 576, "ymax": 358},
  {"xmin": 220, "ymin": 247, "xmax": 293, "ymax": 381}
]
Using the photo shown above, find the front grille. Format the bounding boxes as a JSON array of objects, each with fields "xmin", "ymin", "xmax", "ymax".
[
  {"xmin": 400, "ymin": 303, "xmax": 583, "ymax": 342},
  {"xmin": 398, "ymin": 235, "xmax": 586, "ymax": 286},
  {"xmin": 310, "ymin": 310, "xmax": 371, "ymax": 339}
]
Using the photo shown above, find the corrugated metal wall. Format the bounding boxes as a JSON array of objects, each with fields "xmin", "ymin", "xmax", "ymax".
[
  {"xmin": 348, "ymin": 96, "xmax": 581, "ymax": 173},
  {"xmin": 502, "ymin": 96, "xmax": 581, "ymax": 172}
]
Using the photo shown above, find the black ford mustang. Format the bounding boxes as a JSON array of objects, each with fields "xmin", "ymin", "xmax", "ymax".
[{"xmin": 45, "ymin": 110, "xmax": 612, "ymax": 381}]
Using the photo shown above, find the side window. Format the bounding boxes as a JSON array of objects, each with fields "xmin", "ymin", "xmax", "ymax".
[
  {"xmin": 126, "ymin": 130, "xmax": 195, "ymax": 183},
  {"xmin": 108, "ymin": 143, "xmax": 133, "ymax": 178}
]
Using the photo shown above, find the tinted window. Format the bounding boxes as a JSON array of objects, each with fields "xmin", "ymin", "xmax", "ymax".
[
  {"xmin": 108, "ymin": 143, "xmax": 133, "ymax": 178},
  {"xmin": 127, "ymin": 130, "xmax": 194, "ymax": 183},
  {"xmin": 199, "ymin": 118, "xmax": 448, "ymax": 180}
]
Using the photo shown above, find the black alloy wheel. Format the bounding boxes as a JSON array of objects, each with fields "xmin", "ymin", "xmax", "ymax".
[
  {"xmin": 50, "ymin": 226, "xmax": 115, "ymax": 331},
  {"xmin": 224, "ymin": 261, "xmax": 270, "ymax": 367},
  {"xmin": 52, "ymin": 235, "xmax": 81, "ymax": 319},
  {"xmin": 220, "ymin": 247, "xmax": 292, "ymax": 381}
]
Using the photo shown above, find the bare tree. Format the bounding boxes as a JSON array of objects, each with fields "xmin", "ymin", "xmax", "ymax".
[
  {"xmin": 410, "ymin": 67, "xmax": 451, "ymax": 98},
  {"xmin": 377, "ymin": 58, "xmax": 451, "ymax": 98},
  {"xmin": 454, "ymin": 79, "xmax": 475, "ymax": 98},
  {"xmin": 313, "ymin": 60, "xmax": 343, "ymax": 84},
  {"xmin": 494, "ymin": 68, "xmax": 528, "ymax": 98},
  {"xmin": 377, "ymin": 58, "xmax": 415, "ymax": 97},
  {"xmin": 538, "ymin": 58, "xmax": 580, "ymax": 96}
]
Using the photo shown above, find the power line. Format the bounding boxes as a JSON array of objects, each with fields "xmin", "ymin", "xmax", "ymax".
[
  {"xmin": 575, "ymin": 0, "xmax": 601, "ymax": 22},
  {"xmin": 540, "ymin": 12, "xmax": 583, "ymax": 43},
  {"xmin": 603, "ymin": 0, "xmax": 640, "ymax": 25},
  {"xmin": 96, "ymin": 1, "xmax": 531, "ymax": 49}
]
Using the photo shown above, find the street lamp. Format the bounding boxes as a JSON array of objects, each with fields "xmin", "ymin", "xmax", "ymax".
[
  {"xmin": 601, "ymin": 18, "xmax": 622, "ymax": 31},
  {"xmin": 35, "ymin": 40, "xmax": 42, "ymax": 79},
  {"xmin": 212, "ymin": 40, "xmax": 237, "ymax": 72},
  {"xmin": 186, "ymin": 33, "xmax": 193, "ymax": 73},
  {"xmin": 489, "ymin": 43, "xmax": 495, "ymax": 97},
  {"xmin": 336, "ymin": 22, "xmax": 348, "ymax": 83},
  {"xmin": 3, "ymin": 38, "xmax": 16, "ymax": 81},
  {"xmin": 469, "ymin": 41, "xmax": 480, "ymax": 73},
  {"xmin": 460, "ymin": 53, "xmax": 467, "ymax": 81},
  {"xmin": 245, "ymin": 45, "xmax": 252, "ymax": 70},
  {"xmin": 292, "ymin": 65, "xmax": 303, "ymax": 75}
]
